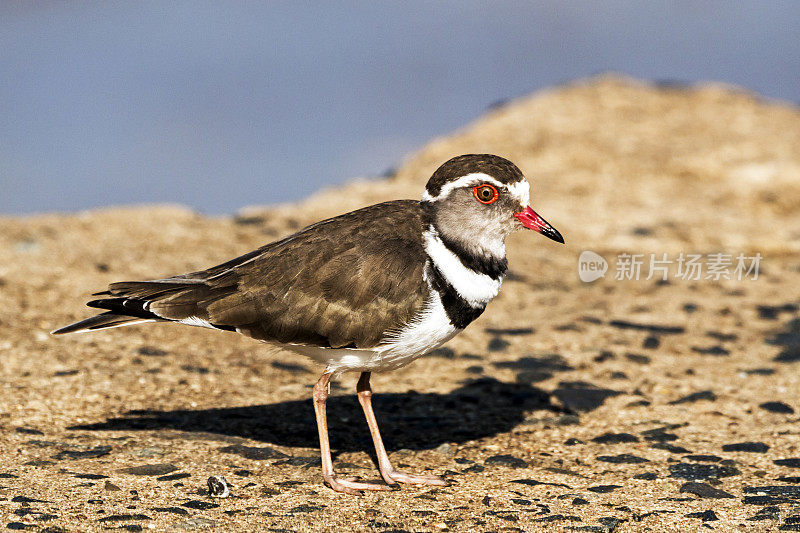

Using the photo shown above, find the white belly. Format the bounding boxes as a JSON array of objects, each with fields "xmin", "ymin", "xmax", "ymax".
[{"xmin": 281, "ymin": 291, "xmax": 459, "ymax": 374}]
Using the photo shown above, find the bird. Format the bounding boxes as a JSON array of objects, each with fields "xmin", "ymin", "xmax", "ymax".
[{"xmin": 53, "ymin": 154, "xmax": 564, "ymax": 494}]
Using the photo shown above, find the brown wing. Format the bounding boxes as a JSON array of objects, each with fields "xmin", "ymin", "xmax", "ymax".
[{"xmin": 88, "ymin": 200, "xmax": 428, "ymax": 349}]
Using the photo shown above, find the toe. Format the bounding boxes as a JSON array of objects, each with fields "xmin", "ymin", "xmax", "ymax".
[
  {"xmin": 325, "ymin": 480, "xmax": 362, "ymax": 495},
  {"xmin": 386, "ymin": 470, "xmax": 448, "ymax": 486},
  {"xmin": 326, "ymin": 476, "xmax": 392, "ymax": 494}
]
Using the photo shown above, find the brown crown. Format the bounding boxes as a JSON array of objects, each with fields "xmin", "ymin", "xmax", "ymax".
[{"xmin": 425, "ymin": 154, "xmax": 524, "ymax": 198}]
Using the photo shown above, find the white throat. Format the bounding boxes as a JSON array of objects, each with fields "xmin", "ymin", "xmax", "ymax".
[{"xmin": 422, "ymin": 226, "xmax": 503, "ymax": 307}]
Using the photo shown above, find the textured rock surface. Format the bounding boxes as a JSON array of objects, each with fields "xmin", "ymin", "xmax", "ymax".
[{"xmin": 2, "ymin": 76, "xmax": 800, "ymax": 531}]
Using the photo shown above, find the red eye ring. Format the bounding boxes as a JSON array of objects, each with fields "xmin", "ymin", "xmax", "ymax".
[{"xmin": 473, "ymin": 184, "xmax": 499, "ymax": 204}]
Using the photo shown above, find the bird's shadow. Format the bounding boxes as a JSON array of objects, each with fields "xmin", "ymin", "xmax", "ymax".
[{"xmin": 71, "ymin": 378, "xmax": 562, "ymax": 452}]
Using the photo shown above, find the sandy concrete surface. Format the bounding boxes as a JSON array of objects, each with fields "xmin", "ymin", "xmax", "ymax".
[{"xmin": 2, "ymin": 76, "xmax": 800, "ymax": 531}]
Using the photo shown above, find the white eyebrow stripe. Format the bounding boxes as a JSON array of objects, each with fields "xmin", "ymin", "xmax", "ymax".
[
  {"xmin": 507, "ymin": 179, "xmax": 530, "ymax": 207},
  {"xmin": 421, "ymin": 173, "xmax": 507, "ymax": 202}
]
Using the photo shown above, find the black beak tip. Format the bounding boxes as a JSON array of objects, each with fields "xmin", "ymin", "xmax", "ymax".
[{"xmin": 544, "ymin": 227, "xmax": 565, "ymax": 244}]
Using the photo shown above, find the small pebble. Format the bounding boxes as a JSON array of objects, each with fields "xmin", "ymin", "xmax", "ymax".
[
  {"xmin": 669, "ymin": 463, "xmax": 740, "ymax": 481},
  {"xmin": 173, "ymin": 518, "xmax": 221, "ymax": 529},
  {"xmin": 270, "ymin": 361, "xmax": 310, "ymax": 373},
  {"xmin": 151, "ymin": 507, "xmax": 189, "ymax": 516},
  {"xmin": 691, "ymin": 345, "xmax": 730, "ymax": 356},
  {"xmin": 131, "ymin": 447, "xmax": 165, "ymax": 458},
  {"xmin": 743, "ymin": 486, "xmax": 800, "ymax": 498},
  {"xmin": 685, "ymin": 510, "xmax": 718, "ymax": 522},
  {"xmin": 593, "ymin": 351, "xmax": 614, "ymax": 363},
  {"xmin": 680, "ymin": 482, "xmax": 735, "ymax": 499},
  {"xmin": 642, "ymin": 336, "xmax": 660, "ymax": 349},
  {"xmin": 487, "ymin": 337, "xmax": 510, "ymax": 352},
  {"xmin": 207, "ymin": 476, "xmax": 230, "ymax": 498},
  {"xmin": 137, "ymin": 346, "xmax": 167, "ymax": 356},
  {"xmin": 484, "ymin": 454, "xmax": 527, "ymax": 468},
  {"xmin": 290, "ymin": 504, "xmax": 326, "ymax": 513},
  {"xmin": 592, "ymin": 432, "xmax": 639, "ymax": 444},
  {"xmin": 596, "ymin": 454, "xmax": 649, "ymax": 464},
  {"xmin": 776, "ymin": 346, "xmax": 800, "ymax": 363},
  {"xmin": 587, "ymin": 485, "xmax": 622, "ymax": 493},
  {"xmin": 625, "ymin": 353, "xmax": 651, "ymax": 364},
  {"xmin": 73, "ymin": 473, "xmax": 108, "ymax": 480},
  {"xmin": 118, "ymin": 464, "xmax": 178, "ymax": 476},
  {"xmin": 53, "ymin": 446, "xmax": 112, "ymax": 460},
  {"xmin": 510, "ymin": 478, "xmax": 571, "ymax": 488},
  {"xmin": 429, "ymin": 347, "xmax": 456, "ymax": 358},
  {"xmin": 743, "ymin": 368, "xmax": 774, "ymax": 375},
  {"xmin": 6, "ymin": 523, "xmax": 35, "ymax": 531},
  {"xmin": 747, "ymin": 506, "xmax": 780, "ymax": 521},
  {"xmin": 531, "ymin": 514, "xmax": 581, "ymax": 523},
  {"xmin": 157, "ymin": 473, "xmax": 191, "ymax": 481},
  {"xmin": 97, "ymin": 514, "xmax": 151, "ymax": 522},
  {"xmin": 218, "ymin": 444, "xmax": 287, "ymax": 460},
  {"xmin": 669, "ymin": 390, "xmax": 716, "ymax": 404},
  {"xmin": 743, "ymin": 495, "xmax": 796, "ymax": 505},
  {"xmin": 434, "ymin": 442, "xmax": 454, "ymax": 455},
  {"xmin": 651, "ymin": 443, "xmax": 691, "ymax": 453},
  {"xmin": 707, "ymin": 331, "xmax": 737, "ymax": 342},
  {"xmin": 607, "ymin": 320, "xmax": 684, "ymax": 334},
  {"xmin": 760, "ymin": 402, "xmax": 795, "ymax": 414},
  {"xmin": 684, "ymin": 454, "xmax": 722, "ymax": 463},
  {"xmin": 182, "ymin": 500, "xmax": 219, "ymax": 510},
  {"xmin": 485, "ymin": 327, "xmax": 533, "ymax": 336},
  {"xmin": 12, "ymin": 496, "xmax": 49, "ymax": 503},
  {"xmin": 273, "ymin": 456, "xmax": 320, "ymax": 467},
  {"xmin": 722, "ymin": 442, "xmax": 769, "ymax": 453}
]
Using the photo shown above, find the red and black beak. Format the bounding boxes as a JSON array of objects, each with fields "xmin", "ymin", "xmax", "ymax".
[{"xmin": 514, "ymin": 206, "xmax": 564, "ymax": 244}]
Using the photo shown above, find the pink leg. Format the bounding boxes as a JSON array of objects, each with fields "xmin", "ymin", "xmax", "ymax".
[
  {"xmin": 312, "ymin": 372, "xmax": 390, "ymax": 494},
  {"xmin": 357, "ymin": 372, "xmax": 448, "ymax": 486}
]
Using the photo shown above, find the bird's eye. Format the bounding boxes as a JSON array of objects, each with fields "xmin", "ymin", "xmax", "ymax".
[{"xmin": 473, "ymin": 184, "xmax": 498, "ymax": 204}]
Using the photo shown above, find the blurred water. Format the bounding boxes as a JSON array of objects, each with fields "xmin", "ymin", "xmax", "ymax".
[{"xmin": 2, "ymin": 1, "xmax": 798, "ymax": 215}]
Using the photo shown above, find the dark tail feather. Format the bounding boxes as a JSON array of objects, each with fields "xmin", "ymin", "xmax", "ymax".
[
  {"xmin": 86, "ymin": 297, "xmax": 159, "ymax": 319},
  {"xmin": 54, "ymin": 278, "xmax": 212, "ymax": 335},
  {"xmin": 51, "ymin": 312, "xmax": 155, "ymax": 335}
]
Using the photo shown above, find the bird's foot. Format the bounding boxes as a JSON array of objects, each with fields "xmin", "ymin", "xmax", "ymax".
[
  {"xmin": 383, "ymin": 469, "xmax": 448, "ymax": 486},
  {"xmin": 324, "ymin": 475, "xmax": 394, "ymax": 495}
]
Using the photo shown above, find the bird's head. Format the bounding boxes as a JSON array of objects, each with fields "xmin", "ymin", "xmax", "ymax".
[{"xmin": 422, "ymin": 154, "xmax": 563, "ymax": 257}]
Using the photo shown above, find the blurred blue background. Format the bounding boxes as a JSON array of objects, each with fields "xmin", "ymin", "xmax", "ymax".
[{"xmin": 2, "ymin": 1, "xmax": 799, "ymax": 215}]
